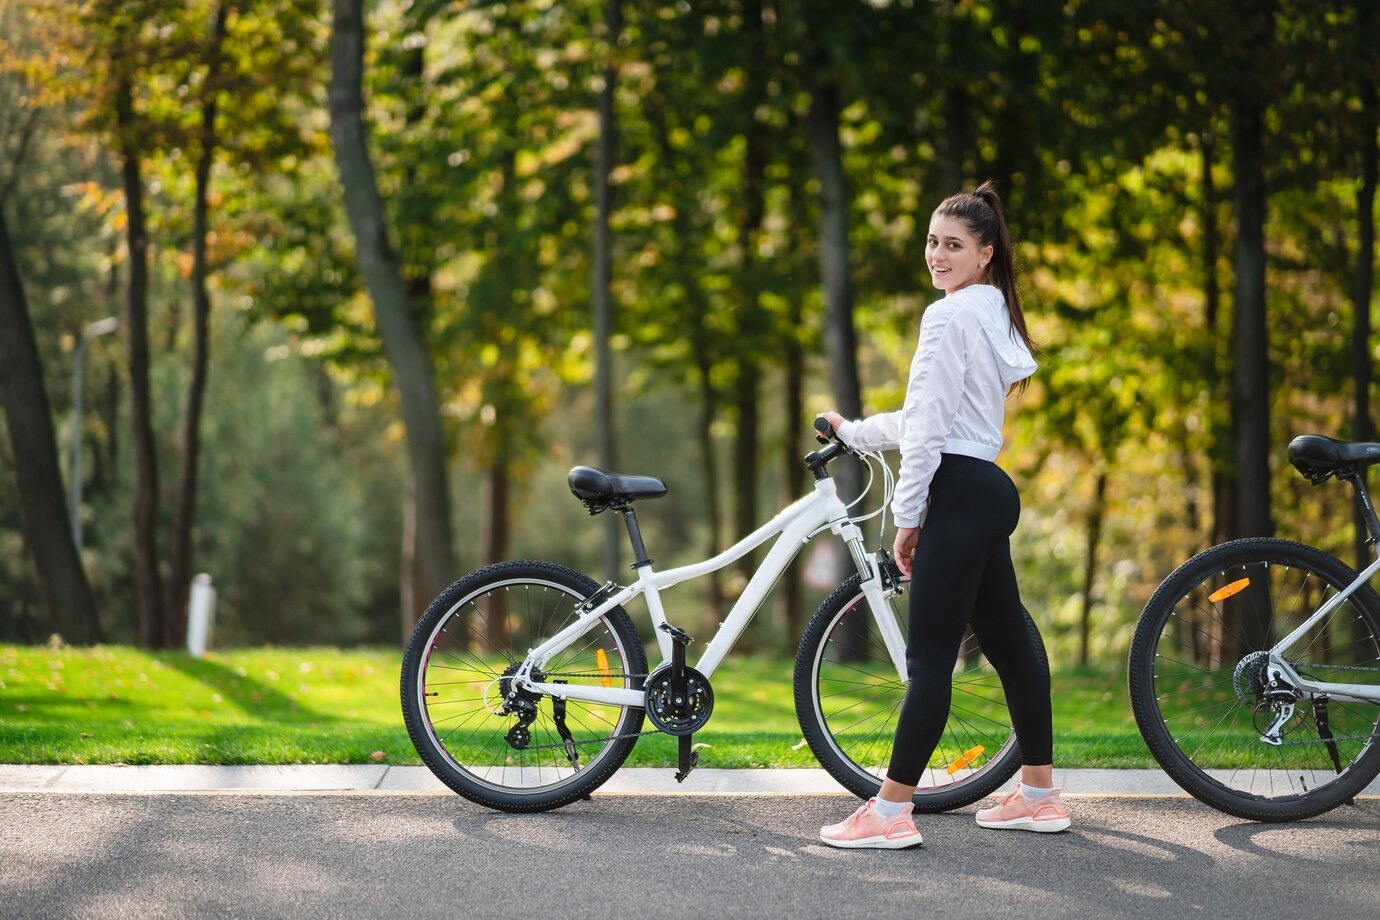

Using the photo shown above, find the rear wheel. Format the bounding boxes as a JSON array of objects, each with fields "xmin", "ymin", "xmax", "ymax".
[
  {"xmin": 401, "ymin": 561, "xmax": 647, "ymax": 812},
  {"xmin": 794, "ymin": 575, "xmax": 1045, "ymax": 812},
  {"xmin": 1129, "ymin": 538, "xmax": 1380, "ymax": 821}
]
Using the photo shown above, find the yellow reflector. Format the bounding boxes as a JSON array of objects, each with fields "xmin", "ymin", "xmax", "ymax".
[
  {"xmin": 596, "ymin": 648, "xmax": 613, "ymax": 688},
  {"xmin": 946, "ymin": 744, "xmax": 985, "ymax": 775},
  {"xmin": 1207, "ymin": 578, "xmax": 1251, "ymax": 603}
]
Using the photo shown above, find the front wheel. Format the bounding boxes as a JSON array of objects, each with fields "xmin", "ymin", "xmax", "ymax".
[
  {"xmin": 400, "ymin": 560, "xmax": 647, "ymax": 812},
  {"xmin": 794, "ymin": 574, "xmax": 1044, "ymax": 812},
  {"xmin": 1129, "ymin": 538, "xmax": 1380, "ymax": 821}
]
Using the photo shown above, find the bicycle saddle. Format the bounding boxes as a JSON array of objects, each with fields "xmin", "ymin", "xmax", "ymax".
[
  {"xmin": 1287, "ymin": 434, "xmax": 1380, "ymax": 482},
  {"xmin": 568, "ymin": 466, "xmax": 668, "ymax": 514}
]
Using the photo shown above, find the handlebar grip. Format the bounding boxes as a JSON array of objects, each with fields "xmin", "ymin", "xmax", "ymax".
[{"xmin": 814, "ymin": 416, "xmax": 831, "ymax": 444}]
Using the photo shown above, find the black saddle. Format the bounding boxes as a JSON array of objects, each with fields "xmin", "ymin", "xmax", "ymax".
[
  {"xmin": 1287, "ymin": 435, "xmax": 1380, "ymax": 484},
  {"xmin": 568, "ymin": 466, "xmax": 668, "ymax": 514}
]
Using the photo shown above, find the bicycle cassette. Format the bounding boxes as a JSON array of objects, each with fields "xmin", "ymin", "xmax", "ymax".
[{"xmin": 644, "ymin": 664, "xmax": 714, "ymax": 736}]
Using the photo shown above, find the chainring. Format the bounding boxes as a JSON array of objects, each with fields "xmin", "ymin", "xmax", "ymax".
[{"xmin": 643, "ymin": 664, "xmax": 714, "ymax": 736}]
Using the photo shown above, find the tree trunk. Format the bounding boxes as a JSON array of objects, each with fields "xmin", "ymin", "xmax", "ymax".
[
  {"xmin": 806, "ymin": 51, "xmax": 863, "ymax": 508},
  {"xmin": 115, "ymin": 74, "xmax": 167, "ymax": 648},
  {"xmin": 329, "ymin": 0, "xmax": 455, "ymax": 643},
  {"xmin": 167, "ymin": 2, "xmax": 229, "ymax": 646},
  {"xmin": 0, "ymin": 206, "xmax": 102, "ymax": 643},
  {"xmin": 593, "ymin": 0, "xmax": 622, "ymax": 582},
  {"xmin": 484, "ymin": 460, "xmax": 510, "ymax": 647},
  {"xmin": 732, "ymin": 0, "xmax": 768, "ymax": 583},
  {"xmin": 776, "ymin": 177, "xmax": 810, "ymax": 643},
  {"xmin": 1353, "ymin": 77, "xmax": 1377, "ymax": 570},
  {"xmin": 941, "ymin": 81, "xmax": 970, "ymax": 196},
  {"xmin": 1078, "ymin": 469, "xmax": 1107, "ymax": 667},
  {"xmin": 1224, "ymin": 78, "xmax": 1274, "ymax": 659},
  {"xmin": 804, "ymin": 39, "xmax": 865, "ymax": 645},
  {"xmin": 695, "ymin": 337, "xmax": 725, "ymax": 619},
  {"xmin": 647, "ymin": 94, "xmax": 723, "ymax": 615},
  {"xmin": 778, "ymin": 286, "xmax": 807, "ymax": 644},
  {"xmin": 1200, "ymin": 131, "xmax": 1232, "ymax": 547},
  {"xmin": 1229, "ymin": 97, "xmax": 1272, "ymax": 545}
]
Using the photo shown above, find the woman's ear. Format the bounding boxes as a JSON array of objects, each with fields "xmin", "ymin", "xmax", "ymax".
[{"xmin": 980, "ymin": 244, "xmax": 994, "ymax": 270}]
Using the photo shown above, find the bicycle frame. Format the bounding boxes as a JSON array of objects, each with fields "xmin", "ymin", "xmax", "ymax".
[
  {"xmin": 509, "ymin": 472, "xmax": 910, "ymax": 708},
  {"xmin": 1268, "ymin": 551, "xmax": 1380, "ymax": 706}
]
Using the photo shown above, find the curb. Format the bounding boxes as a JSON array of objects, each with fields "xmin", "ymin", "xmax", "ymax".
[
  {"xmin": 0, "ymin": 765, "xmax": 1194, "ymax": 795},
  {"xmin": 6, "ymin": 765, "xmax": 1377, "ymax": 797}
]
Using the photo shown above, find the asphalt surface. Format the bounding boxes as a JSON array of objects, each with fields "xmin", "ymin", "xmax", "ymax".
[{"xmin": 4, "ymin": 793, "xmax": 1379, "ymax": 919}]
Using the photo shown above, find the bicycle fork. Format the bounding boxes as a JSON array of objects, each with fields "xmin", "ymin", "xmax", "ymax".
[{"xmin": 838, "ymin": 518, "xmax": 911, "ymax": 684}]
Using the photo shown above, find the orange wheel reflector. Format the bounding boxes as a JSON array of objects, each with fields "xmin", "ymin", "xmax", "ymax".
[
  {"xmin": 596, "ymin": 648, "xmax": 613, "ymax": 688},
  {"xmin": 1207, "ymin": 578, "xmax": 1251, "ymax": 603},
  {"xmin": 946, "ymin": 744, "xmax": 985, "ymax": 775}
]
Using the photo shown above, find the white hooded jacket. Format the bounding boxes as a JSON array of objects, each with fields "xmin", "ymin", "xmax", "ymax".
[{"xmin": 836, "ymin": 284, "xmax": 1036, "ymax": 528}]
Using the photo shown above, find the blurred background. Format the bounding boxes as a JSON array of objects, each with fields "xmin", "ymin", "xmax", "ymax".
[{"xmin": 1, "ymin": 0, "xmax": 1375, "ymax": 668}]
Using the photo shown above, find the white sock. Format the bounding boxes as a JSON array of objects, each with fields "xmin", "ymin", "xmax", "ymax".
[
  {"xmin": 1020, "ymin": 784, "xmax": 1055, "ymax": 803},
  {"xmin": 871, "ymin": 796, "xmax": 910, "ymax": 817}
]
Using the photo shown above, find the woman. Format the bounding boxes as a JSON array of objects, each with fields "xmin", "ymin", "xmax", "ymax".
[{"xmin": 815, "ymin": 181, "xmax": 1067, "ymax": 849}]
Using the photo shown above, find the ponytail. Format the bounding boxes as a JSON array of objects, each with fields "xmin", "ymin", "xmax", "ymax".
[{"xmin": 934, "ymin": 180, "xmax": 1037, "ymax": 387}]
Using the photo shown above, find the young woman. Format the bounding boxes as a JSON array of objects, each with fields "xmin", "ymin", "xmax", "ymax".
[{"xmin": 814, "ymin": 181, "xmax": 1067, "ymax": 849}]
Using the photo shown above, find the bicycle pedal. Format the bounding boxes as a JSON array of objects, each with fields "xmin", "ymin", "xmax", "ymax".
[{"xmin": 674, "ymin": 752, "xmax": 700, "ymax": 783}]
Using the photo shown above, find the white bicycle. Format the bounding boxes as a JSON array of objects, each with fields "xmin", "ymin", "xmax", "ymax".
[
  {"xmin": 1129, "ymin": 435, "xmax": 1380, "ymax": 821},
  {"xmin": 401, "ymin": 420, "xmax": 1044, "ymax": 812}
]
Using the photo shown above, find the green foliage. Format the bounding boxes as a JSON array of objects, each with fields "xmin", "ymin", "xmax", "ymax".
[
  {"xmin": 80, "ymin": 316, "xmax": 404, "ymax": 645},
  {"xmin": 1, "ymin": 0, "xmax": 1377, "ymax": 670}
]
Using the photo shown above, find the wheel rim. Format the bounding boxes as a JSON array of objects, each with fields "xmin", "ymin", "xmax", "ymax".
[
  {"xmin": 414, "ymin": 577, "xmax": 639, "ymax": 796},
  {"xmin": 1147, "ymin": 555, "xmax": 1380, "ymax": 802},
  {"xmin": 810, "ymin": 590, "xmax": 1020, "ymax": 796}
]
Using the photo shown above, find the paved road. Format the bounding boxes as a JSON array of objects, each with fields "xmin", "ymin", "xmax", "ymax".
[{"xmin": 4, "ymin": 793, "xmax": 1378, "ymax": 919}]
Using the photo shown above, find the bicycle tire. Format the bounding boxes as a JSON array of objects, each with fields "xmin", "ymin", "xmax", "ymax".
[
  {"xmin": 794, "ymin": 574, "xmax": 1045, "ymax": 812},
  {"xmin": 401, "ymin": 560, "xmax": 647, "ymax": 812},
  {"xmin": 1129, "ymin": 538, "xmax": 1380, "ymax": 822}
]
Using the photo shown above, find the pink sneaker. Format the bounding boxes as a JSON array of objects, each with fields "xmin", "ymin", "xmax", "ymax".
[
  {"xmin": 819, "ymin": 798, "xmax": 923, "ymax": 849},
  {"xmin": 975, "ymin": 784, "xmax": 1071, "ymax": 833}
]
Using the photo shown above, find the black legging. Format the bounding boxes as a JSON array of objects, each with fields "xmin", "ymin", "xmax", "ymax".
[{"xmin": 886, "ymin": 453, "xmax": 1053, "ymax": 786}]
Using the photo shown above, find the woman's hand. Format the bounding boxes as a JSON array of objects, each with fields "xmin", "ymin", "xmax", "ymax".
[
  {"xmin": 892, "ymin": 526, "xmax": 920, "ymax": 578},
  {"xmin": 815, "ymin": 411, "xmax": 846, "ymax": 436}
]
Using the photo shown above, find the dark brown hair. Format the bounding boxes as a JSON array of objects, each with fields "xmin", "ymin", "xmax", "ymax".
[{"xmin": 933, "ymin": 180, "xmax": 1037, "ymax": 367}]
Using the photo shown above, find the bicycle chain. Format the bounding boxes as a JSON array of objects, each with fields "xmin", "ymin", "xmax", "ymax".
[
  {"xmin": 492, "ymin": 669, "xmax": 663, "ymax": 753},
  {"xmin": 1294, "ymin": 661, "xmax": 1380, "ymax": 673}
]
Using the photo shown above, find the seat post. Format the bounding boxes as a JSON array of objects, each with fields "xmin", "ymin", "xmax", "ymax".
[
  {"xmin": 614, "ymin": 504, "xmax": 654, "ymax": 568},
  {"xmin": 1343, "ymin": 468, "xmax": 1380, "ymax": 546}
]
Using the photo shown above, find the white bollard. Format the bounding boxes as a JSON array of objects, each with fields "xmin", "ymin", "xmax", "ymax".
[{"xmin": 186, "ymin": 574, "xmax": 216, "ymax": 658}]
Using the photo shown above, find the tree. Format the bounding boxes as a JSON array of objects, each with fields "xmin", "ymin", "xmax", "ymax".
[
  {"xmin": 1226, "ymin": 4, "xmax": 1275, "ymax": 547},
  {"xmin": 329, "ymin": 0, "xmax": 456, "ymax": 639},
  {"xmin": 593, "ymin": 0, "xmax": 623, "ymax": 581},
  {"xmin": 0, "ymin": 205, "xmax": 103, "ymax": 643},
  {"xmin": 96, "ymin": 1, "xmax": 169, "ymax": 646},
  {"xmin": 166, "ymin": 0, "xmax": 231, "ymax": 643},
  {"xmin": 801, "ymin": 10, "xmax": 863, "ymax": 511}
]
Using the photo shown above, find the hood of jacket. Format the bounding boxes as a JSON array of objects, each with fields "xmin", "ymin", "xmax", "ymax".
[{"xmin": 955, "ymin": 284, "xmax": 1037, "ymax": 388}]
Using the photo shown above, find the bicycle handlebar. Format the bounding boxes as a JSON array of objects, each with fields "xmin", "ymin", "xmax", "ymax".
[{"xmin": 814, "ymin": 416, "xmax": 832, "ymax": 444}]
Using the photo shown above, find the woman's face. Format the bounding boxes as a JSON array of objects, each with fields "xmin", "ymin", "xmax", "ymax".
[{"xmin": 925, "ymin": 214, "xmax": 992, "ymax": 294}]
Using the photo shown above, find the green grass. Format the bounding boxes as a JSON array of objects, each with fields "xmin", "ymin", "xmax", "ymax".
[{"xmin": 0, "ymin": 644, "xmax": 1151, "ymax": 768}]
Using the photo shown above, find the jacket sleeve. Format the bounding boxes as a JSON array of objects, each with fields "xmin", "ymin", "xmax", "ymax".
[
  {"xmin": 889, "ymin": 307, "xmax": 972, "ymax": 528},
  {"xmin": 836, "ymin": 411, "xmax": 902, "ymax": 452}
]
